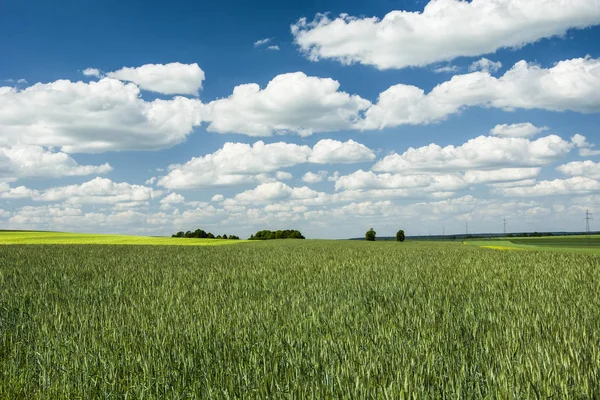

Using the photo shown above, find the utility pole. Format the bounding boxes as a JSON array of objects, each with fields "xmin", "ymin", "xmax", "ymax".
[
  {"xmin": 465, "ymin": 221, "xmax": 468, "ymax": 236},
  {"xmin": 503, "ymin": 218, "xmax": 507, "ymax": 236},
  {"xmin": 585, "ymin": 209, "xmax": 593, "ymax": 244}
]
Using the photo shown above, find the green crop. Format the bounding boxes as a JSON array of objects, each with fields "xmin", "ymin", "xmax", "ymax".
[{"xmin": 1, "ymin": 240, "xmax": 599, "ymax": 398}]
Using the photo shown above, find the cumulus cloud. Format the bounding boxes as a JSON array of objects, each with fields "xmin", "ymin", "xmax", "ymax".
[
  {"xmin": 158, "ymin": 141, "xmax": 311, "ymax": 189},
  {"xmin": 33, "ymin": 177, "xmax": 161, "ymax": 204},
  {"xmin": 490, "ymin": 123, "xmax": 548, "ymax": 138},
  {"xmin": 309, "ymin": 139, "xmax": 375, "ymax": 163},
  {"xmin": 158, "ymin": 139, "xmax": 375, "ymax": 189},
  {"xmin": 276, "ymin": 171, "xmax": 293, "ymax": 180},
  {"xmin": 0, "ymin": 145, "xmax": 112, "ymax": 180},
  {"xmin": 469, "ymin": 58, "xmax": 502, "ymax": 73},
  {"xmin": 360, "ymin": 57, "xmax": 600, "ymax": 130},
  {"xmin": 291, "ymin": 0, "xmax": 600, "ymax": 69},
  {"xmin": 580, "ymin": 149, "xmax": 600, "ymax": 156},
  {"xmin": 498, "ymin": 177, "xmax": 600, "ymax": 196},
  {"xmin": 0, "ymin": 183, "xmax": 38, "ymax": 199},
  {"xmin": 160, "ymin": 192, "xmax": 185, "ymax": 204},
  {"xmin": 571, "ymin": 133, "xmax": 600, "ymax": 156},
  {"xmin": 267, "ymin": 45, "xmax": 280, "ymax": 51},
  {"xmin": 6, "ymin": 205, "xmax": 174, "ymax": 232},
  {"xmin": 0, "ymin": 77, "xmax": 203, "ymax": 153},
  {"xmin": 302, "ymin": 171, "xmax": 328, "ymax": 183},
  {"xmin": 202, "ymin": 72, "xmax": 371, "ymax": 136},
  {"xmin": 373, "ymin": 135, "xmax": 572, "ymax": 172},
  {"xmin": 333, "ymin": 168, "xmax": 540, "ymax": 192},
  {"xmin": 557, "ymin": 160, "xmax": 600, "ymax": 179},
  {"xmin": 107, "ymin": 63, "xmax": 205, "ymax": 96},
  {"xmin": 82, "ymin": 68, "xmax": 101, "ymax": 77},
  {"xmin": 211, "ymin": 194, "xmax": 225, "ymax": 202},
  {"xmin": 225, "ymin": 182, "xmax": 320, "ymax": 205}
]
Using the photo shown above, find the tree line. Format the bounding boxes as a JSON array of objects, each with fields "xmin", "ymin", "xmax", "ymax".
[
  {"xmin": 172, "ymin": 229, "xmax": 305, "ymax": 240},
  {"xmin": 249, "ymin": 230, "xmax": 305, "ymax": 240},
  {"xmin": 172, "ymin": 230, "xmax": 240, "ymax": 240}
]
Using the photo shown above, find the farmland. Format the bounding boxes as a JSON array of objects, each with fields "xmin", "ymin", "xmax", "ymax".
[
  {"xmin": 1, "ymin": 240, "xmax": 599, "ymax": 398},
  {"xmin": 0, "ymin": 231, "xmax": 244, "ymax": 246},
  {"xmin": 465, "ymin": 235, "xmax": 600, "ymax": 254}
]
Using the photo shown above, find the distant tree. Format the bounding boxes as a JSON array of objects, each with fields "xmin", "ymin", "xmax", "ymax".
[
  {"xmin": 193, "ymin": 229, "xmax": 207, "ymax": 239},
  {"xmin": 184, "ymin": 231, "xmax": 193, "ymax": 238},
  {"xmin": 248, "ymin": 229, "xmax": 305, "ymax": 240},
  {"xmin": 366, "ymin": 228, "xmax": 376, "ymax": 241},
  {"xmin": 396, "ymin": 230, "xmax": 405, "ymax": 242},
  {"xmin": 172, "ymin": 231, "xmax": 185, "ymax": 238},
  {"xmin": 222, "ymin": 234, "xmax": 228, "ymax": 239},
  {"xmin": 207, "ymin": 233, "xmax": 215, "ymax": 239}
]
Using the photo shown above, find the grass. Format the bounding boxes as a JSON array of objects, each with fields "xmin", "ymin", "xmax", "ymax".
[
  {"xmin": 1, "ymin": 240, "xmax": 599, "ymax": 398},
  {"xmin": 0, "ymin": 231, "xmax": 245, "ymax": 246},
  {"xmin": 464, "ymin": 235, "xmax": 600, "ymax": 254}
]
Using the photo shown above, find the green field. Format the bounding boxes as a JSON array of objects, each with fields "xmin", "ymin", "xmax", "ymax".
[
  {"xmin": 0, "ymin": 231, "xmax": 244, "ymax": 246},
  {"xmin": 1, "ymin": 240, "xmax": 599, "ymax": 398},
  {"xmin": 465, "ymin": 235, "xmax": 600, "ymax": 254}
]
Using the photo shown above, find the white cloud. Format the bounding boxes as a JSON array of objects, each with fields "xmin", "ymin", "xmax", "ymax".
[
  {"xmin": 580, "ymin": 148, "xmax": 600, "ymax": 156},
  {"xmin": 158, "ymin": 141, "xmax": 311, "ymax": 189},
  {"xmin": 302, "ymin": 171, "xmax": 328, "ymax": 183},
  {"xmin": 82, "ymin": 68, "xmax": 101, "ymax": 78},
  {"xmin": 202, "ymin": 72, "xmax": 370, "ymax": 136},
  {"xmin": 571, "ymin": 134, "xmax": 600, "ymax": 156},
  {"xmin": 373, "ymin": 135, "xmax": 572, "ymax": 172},
  {"xmin": 309, "ymin": 139, "xmax": 375, "ymax": 163},
  {"xmin": 291, "ymin": 0, "xmax": 600, "ymax": 70},
  {"xmin": 158, "ymin": 139, "xmax": 374, "ymax": 189},
  {"xmin": 0, "ymin": 145, "xmax": 112, "ymax": 180},
  {"xmin": 490, "ymin": 123, "xmax": 548, "ymax": 138},
  {"xmin": 360, "ymin": 57, "xmax": 600, "ymax": 130},
  {"xmin": 254, "ymin": 38, "xmax": 271, "ymax": 47},
  {"xmin": 557, "ymin": 160, "xmax": 600, "ymax": 179},
  {"xmin": 276, "ymin": 171, "xmax": 293, "ymax": 180},
  {"xmin": 226, "ymin": 182, "xmax": 320, "ymax": 205},
  {"xmin": 32, "ymin": 177, "xmax": 161, "ymax": 204},
  {"xmin": 433, "ymin": 65, "xmax": 460, "ymax": 74},
  {"xmin": 160, "ymin": 192, "xmax": 185, "ymax": 204},
  {"xmin": 488, "ymin": 179, "xmax": 538, "ymax": 188},
  {"xmin": 333, "ymin": 168, "xmax": 540, "ymax": 191},
  {"xmin": 211, "ymin": 194, "xmax": 225, "ymax": 202},
  {"xmin": 17, "ymin": 79, "xmax": 28, "ymax": 84},
  {"xmin": 267, "ymin": 45, "xmax": 280, "ymax": 51},
  {"xmin": 469, "ymin": 58, "xmax": 502, "ymax": 73},
  {"xmin": 0, "ymin": 78, "xmax": 203, "ymax": 153},
  {"xmin": 0, "ymin": 183, "xmax": 38, "ymax": 199},
  {"xmin": 572, "ymin": 133, "xmax": 592, "ymax": 148},
  {"xmin": 6, "ymin": 205, "xmax": 176, "ymax": 232},
  {"xmin": 107, "ymin": 63, "xmax": 205, "ymax": 96},
  {"xmin": 498, "ymin": 177, "xmax": 600, "ymax": 196}
]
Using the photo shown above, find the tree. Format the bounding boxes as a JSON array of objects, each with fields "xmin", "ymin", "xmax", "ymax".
[
  {"xmin": 396, "ymin": 229, "xmax": 405, "ymax": 242},
  {"xmin": 366, "ymin": 228, "xmax": 376, "ymax": 241}
]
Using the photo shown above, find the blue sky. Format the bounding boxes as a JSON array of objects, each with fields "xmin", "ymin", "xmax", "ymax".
[{"xmin": 1, "ymin": 0, "xmax": 600, "ymax": 238}]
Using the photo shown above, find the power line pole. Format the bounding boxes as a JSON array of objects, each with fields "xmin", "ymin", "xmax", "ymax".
[
  {"xmin": 465, "ymin": 221, "xmax": 468, "ymax": 236},
  {"xmin": 503, "ymin": 218, "xmax": 507, "ymax": 236},
  {"xmin": 585, "ymin": 209, "xmax": 593, "ymax": 245}
]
